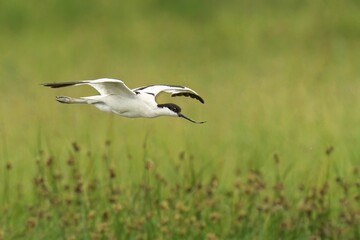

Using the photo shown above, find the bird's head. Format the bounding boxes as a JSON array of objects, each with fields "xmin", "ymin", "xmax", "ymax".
[{"xmin": 157, "ymin": 103, "xmax": 206, "ymax": 124}]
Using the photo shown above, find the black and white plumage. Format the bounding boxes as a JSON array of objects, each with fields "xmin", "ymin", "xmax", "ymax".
[{"xmin": 42, "ymin": 78, "xmax": 206, "ymax": 124}]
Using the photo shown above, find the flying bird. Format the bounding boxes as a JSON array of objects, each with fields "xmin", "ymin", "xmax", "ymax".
[{"xmin": 42, "ymin": 78, "xmax": 206, "ymax": 124}]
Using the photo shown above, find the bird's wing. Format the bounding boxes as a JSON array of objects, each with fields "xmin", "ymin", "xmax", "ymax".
[
  {"xmin": 133, "ymin": 84, "xmax": 204, "ymax": 103},
  {"xmin": 42, "ymin": 78, "xmax": 135, "ymax": 97},
  {"xmin": 86, "ymin": 78, "xmax": 135, "ymax": 96}
]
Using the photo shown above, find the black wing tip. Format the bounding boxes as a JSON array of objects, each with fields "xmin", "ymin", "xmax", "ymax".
[
  {"xmin": 41, "ymin": 81, "xmax": 81, "ymax": 88},
  {"xmin": 41, "ymin": 82, "xmax": 57, "ymax": 88},
  {"xmin": 172, "ymin": 93, "xmax": 205, "ymax": 104}
]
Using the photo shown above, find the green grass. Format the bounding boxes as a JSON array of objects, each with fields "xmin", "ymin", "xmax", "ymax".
[{"xmin": 1, "ymin": 0, "xmax": 360, "ymax": 239}]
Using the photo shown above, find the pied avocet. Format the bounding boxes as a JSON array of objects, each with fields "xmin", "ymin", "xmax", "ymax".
[{"xmin": 42, "ymin": 78, "xmax": 206, "ymax": 124}]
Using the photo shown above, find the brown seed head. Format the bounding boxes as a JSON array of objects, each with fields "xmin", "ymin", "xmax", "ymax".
[
  {"xmin": 105, "ymin": 139, "xmax": 111, "ymax": 146},
  {"xmin": 160, "ymin": 200, "xmax": 169, "ymax": 210},
  {"xmin": 145, "ymin": 159, "xmax": 155, "ymax": 171},
  {"xmin": 353, "ymin": 167, "xmax": 359, "ymax": 175},
  {"xmin": 75, "ymin": 182, "xmax": 83, "ymax": 193},
  {"xmin": 5, "ymin": 162, "xmax": 12, "ymax": 170},
  {"xmin": 112, "ymin": 203, "xmax": 123, "ymax": 213},
  {"xmin": 67, "ymin": 157, "xmax": 75, "ymax": 166},
  {"xmin": 109, "ymin": 168, "xmax": 116, "ymax": 179},
  {"xmin": 88, "ymin": 210, "xmax": 95, "ymax": 219},
  {"xmin": 273, "ymin": 153, "xmax": 280, "ymax": 164},
  {"xmin": 46, "ymin": 157, "xmax": 53, "ymax": 166},
  {"xmin": 210, "ymin": 212, "xmax": 222, "ymax": 222},
  {"xmin": 179, "ymin": 151, "xmax": 185, "ymax": 161},
  {"xmin": 102, "ymin": 211, "xmax": 109, "ymax": 221},
  {"xmin": 325, "ymin": 146, "xmax": 334, "ymax": 156},
  {"xmin": 160, "ymin": 226, "xmax": 170, "ymax": 235},
  {"xmin": 72, "ymin": 142, "xmax": 80, "ymax": 152},
  {"xmin": 206, "ymin": 233, "xmax": 218, "ymax": 240},
  {"xmin": 26, "ymin": 217, "xmax": 37, "ymax": 230}
]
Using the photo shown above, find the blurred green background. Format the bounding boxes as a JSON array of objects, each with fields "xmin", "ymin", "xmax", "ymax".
[{"xmin": 1, "ymin": 0, "xmax": 360, "ymax": 195}]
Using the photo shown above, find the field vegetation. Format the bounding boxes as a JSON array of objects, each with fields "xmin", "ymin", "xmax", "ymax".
[{"xmin": 1, "ymin": 0, "xmax": 360, "ymax": 239}]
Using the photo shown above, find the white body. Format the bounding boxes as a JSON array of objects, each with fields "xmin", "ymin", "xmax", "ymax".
[{"xmin": 83, "ymin": 94, "xmax": 162, "ymax": 118}]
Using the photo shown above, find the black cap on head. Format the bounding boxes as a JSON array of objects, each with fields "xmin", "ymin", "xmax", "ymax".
[{"xmin": 158, "ymin": 103, "xmax": 206, "ymax": 124}]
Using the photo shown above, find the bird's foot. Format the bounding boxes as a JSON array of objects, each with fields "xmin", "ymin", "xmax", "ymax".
[{"xmin": 56, "ymin": 96, "xmax": 73, "ymax": 104}]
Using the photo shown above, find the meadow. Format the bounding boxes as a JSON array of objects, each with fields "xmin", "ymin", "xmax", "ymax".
[{"xmin": 1, "ymin": 0, "xmax": 360, "ymax": 239}]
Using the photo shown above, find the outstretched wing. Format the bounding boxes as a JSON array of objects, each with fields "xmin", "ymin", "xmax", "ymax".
[
  {"xmin": 133, "ymin": 84, "xmax": 204, "ymax": 103},
  {"xmin": 42, "ymin": 78, "xmax": 136, "ymax": 97}
]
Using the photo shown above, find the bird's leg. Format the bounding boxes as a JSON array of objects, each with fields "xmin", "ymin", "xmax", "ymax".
[{"xmin": 56, "ymin": 96, "xmax": 87, "ymax": 104}]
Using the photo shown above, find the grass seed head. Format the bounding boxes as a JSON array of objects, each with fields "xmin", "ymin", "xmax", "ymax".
[
  {"xmin": 160, "ymin": 226, "xmax": 170, "ymax": 235},
  {"xmin": 33, "ymin": 176, "xmax": 44, "ymax": 186},
  {"xmin": 145, "ymin": 159, "xmax": 155, "ymax": 171},
  {"xmin": 97, "ymin": 222, "xmax": 109, "ymax": 234},
  {"xmin": 53, "ymin": 171, "xmax": 63, "ymax": 180},
  {"xmin": 88, "ymin": 210, "xmax": 95, "ymax": 219},
  {"xmin": 66, "ymin": 236, "xmax": 76, "ymax": 240},
  {"xmin": 67, "ymin": 156, "xmax": 75, "ymax": 166},
  {"xmin": 102, "ymin": 211, "xmax": 109, "ymax": 221},
  {"xmin": 160, "ymin": 216, "xmax": 169, "ymax": 225},
  {"xmin": 210, "ymin": 212, "xmax": 222, "ymax": 222},
  {"xmin": 5, "ymin": 162, "xmax": 12, "ymax": 170},
  {"xmin": 177, "ymin": 227, "xmax": 186, "ymax": 236},
  {"xmin": 91, "ymin": 233, "xmax": 99, "ymax": 240},
  {"xmin": 280, "ymin": 219, "xmax": 292, "ymax": 230},
  {"xmin": 353, "ymin": 167, "xmax": 359, "ymax": 176},
  {"xmin": 72, "ymin": 142, "xmax": 80, "ymax": 152},
  {"xmin": 145, "ymin": 211, "xmax": 153, "ymax": 219},
  {"xmin": 354, "ymin": 194, "xmax": 360, "ymax": 202},
  {"xmin": 25, "ymin": 217, "xmax": 37, "ymax": 230},
  {"xmin": 109, "ymin": 168, "xmax": 116, "ymax": 179},
  {"xmin": 88, "ymin": 180, "xmax": 97, "ymax": 191},
  {"xmin": 273, "ymin": 153, "xmax": 280, "ymax": 164},
  {"xmin": 65, "ymin": 197, "xmax": 73, "ymax": 205},
  {"xmin": 175, "ymin": 201, "xmax": 188, "ymax": 212},
  {"xmin": 74, "ymin": 181, "xmax": 83, "ymax": 193},
  {"xmin": 206, "ymin": 233, "xmax": 218, "ymax": 240},
  {"xmin": 237, "ymin": 211, "xmax": 247, "ymax": 222},
  {"xmin": 179, "ymin": 151, "xmax": 185, "ymax": 161},
  {"xmin": 273, "ymin": 182, "xmax": 284, "ymax": 192},
  {"xmin": 325, "ymin": 146, "xmax": 334, "ymax": 156},
  {"xmin": 112, "ymin": 203, "xmax": 123, "ymax": 213},
  {"xmin": 160, "ymin": 200, "xmax": 169, "ymax": 210},
  {"xmin": 105, "ymin": 139, "xmax": 111, "ymax": 146},
  {"xmin": 234, "ymin": 177, "xmax": 242, "ymax": 189},
  {"xmin": 174, "ymin": 213, "xmax": 182, "ymax": 221},
  {"xmin": 46, "ymin": 157, "xmax": 53, "ymax": 166}
]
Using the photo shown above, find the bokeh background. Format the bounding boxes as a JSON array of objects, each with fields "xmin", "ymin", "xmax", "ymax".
[{"xmin": 1, "ymin": 0, "xmax": 360, "ymax": 238}]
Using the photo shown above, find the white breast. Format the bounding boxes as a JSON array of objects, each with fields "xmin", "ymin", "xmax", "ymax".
[{"xmin": 99, "ymin": 94, "xmax": 157, "ymax": 118}]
